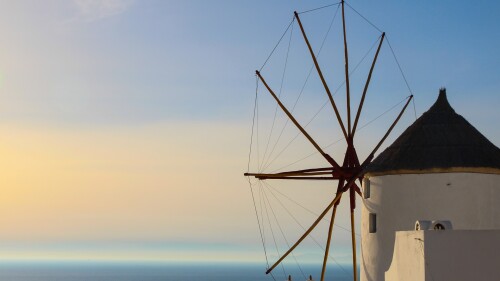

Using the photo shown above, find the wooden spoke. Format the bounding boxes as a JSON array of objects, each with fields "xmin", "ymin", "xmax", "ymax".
[
  {"xmin": 274, "ymin": 167, "xmax": 334, "ymax": 174},
  {"xmin": 353, "ymin": 183, "xmax": 362, "ymax": 196},
  {"xmin": 341, "ymin": 0, "xmax": 352, "ymax": 136},
  {"xmin": 247, "ymin": 175, "xmax": 336, "ymax": 181},
  {"xmin": 259, "ymin": 167, "xmax": 339, "ymax": 179},
  {"xmin": 245, "ymin": 171, "xmax": 333, "ymax": 178},
  {"xmin": 352, "ymin": 33, "xmax": 385, "ymax": 138},
  {"xmin": 244, "ymin": 167, "xmax": 335, "ymax": 179},
  {"xmin": 320, "ymin": 181, "xmax": 344, "ymax": 281},
  {"xmin": 266, "ymin": 147, "xmax": 354, "ymax": 275},
  {"xmin": 256, "ymin": 70, "xmax": 341, "ymax": 170},
  {"xmin": 345, "ymin": 139, "xmax": 360, "ymax": 167},
  {"xmin": 349, "ymin": 188, "xmax": 358, "ymax": 281},
  {"xmin": 346, "ymin": 144, "xmax": 364, "ymax": 185},
  {"xmin": 340, "ymin": 167, "xmax": 367, "ymax": 193},
  {"xmin": 245, "ymin": 166, "xmax": 361, "ymax": 180},
  {"xmin": 266, "ymin": 190, "xmax": 344, "ymax": 274},
  {"xmin": 362, "ymin": 95, "xmax": 413, "ymax": 166},
  {"xmin": 294, "ymin": 11, "xmax": 348, "ymax": 140},
  {"xmin": 264, "ymin": 174, "xmax": 363, "ymax": 275}
]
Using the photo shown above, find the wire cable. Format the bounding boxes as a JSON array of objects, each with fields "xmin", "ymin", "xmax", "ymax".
[
  {"xmin": 345, "ymin": 1, "xmax": 383, "ymax": 33},
  {"xmin": 259, "ymin": 18, "xmax": 295, "ymax": 72},
  {"xmin": 270, "ymin": 95, "xmax": 409, "ymax": 173},
  {"xmin": 250, "ymin": 183, "xmax": 270, "ymax": 268},
  {"xmin": 262, "ymin": 187, "xmax": 307, "ymax": 280},
  {"xmin": 298, "ymin": 1, "xmax": 342, "ymax": 15},
  {"xmin": 263, "ymin": 34, "xmax": 381, "ymax": 172},
  {"xmin": 261, "ymin": 4, "xmax": 341, "ymax": 170},
  {"xmin": 263, "ymin": 182, "xmax": 350, "ymax": 274},
  {"xmin": 247, "ymin": 76, "xmax": 259, "ymax": 173},
  {"xmin": 261, "ymin": 182, "xmax": 288, "ymax": 278},
  {"xmin": 246, "ymin": 78, "xmax": 272, "ymax": 271},
  {"xmin": 412, "ymin": 95, "xmax": 418, "ymax": 120},
  {"xmin": 259, "ymin": 184, "xmax": 267, "ymax": 248},
  {"xmin": 265, "ymin": 181, "xmax": 359, "ymax": 237},
  {"xmin": 260, "ymin": 21, "xmax": 295, "ymax": 172},
  {"xmin": 260, "ymin": 185, "xmax": 278, "ymax": 281},
  {"xmin": 386, "ymin": 36, "xmax": 414, "ymax": 96}
]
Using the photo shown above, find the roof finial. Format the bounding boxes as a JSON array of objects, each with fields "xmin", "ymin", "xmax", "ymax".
[
  {"xmin": 439, "ymin": 87, "xmax": 446, "ymax": 97},
  {"xmin": 432, "ymin": 87, "xmax": 453, "ymax": 113}
]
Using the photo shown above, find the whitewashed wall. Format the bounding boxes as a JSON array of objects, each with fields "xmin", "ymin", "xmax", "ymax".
[
  {"xmin": 386, "ymin": 230, "xmax": 500, "ymax": 281},
  {"xmin": 360, "ymin": 172, "xmax": 500, "ymax": 281}
]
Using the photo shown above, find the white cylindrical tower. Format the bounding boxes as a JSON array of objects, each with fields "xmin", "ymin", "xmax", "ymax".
[{"xmin": 360, "ymin": 89, "xmax": 500, "ymax": 281}]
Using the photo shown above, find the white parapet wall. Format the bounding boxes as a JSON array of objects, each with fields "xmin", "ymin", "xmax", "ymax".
[
  {"xmin": 360, "ymin": 172, "xmax": 500, "ymax": 281},
  {"xmin": 386, "ymin": 230, "xmax": 500, "ymax": 281}
]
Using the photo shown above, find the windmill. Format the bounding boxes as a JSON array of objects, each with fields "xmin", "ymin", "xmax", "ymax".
[{"xmin": 244, "ymin": 1, "xmax": 413, "ymax": 280}]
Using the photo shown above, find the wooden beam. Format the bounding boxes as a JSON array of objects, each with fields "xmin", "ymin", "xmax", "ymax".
[
  {"xmin": 341, "ymin": 0, "xmax": 352, "ymax": 136},
  {"xmin": 256, "ymin": 70, "xmax": 341, "ymax": 170},
  {"xmin": 365, "ymin": 95, "xmax": 413, "ymax": 162},
  {"xmin": 256, "ymin": 176, "xmax": 336, "ymax": 181},
  {"xmin": 265, "ymin": 166, "xmax": 366, "ymax": 275},
  {"xmin": 340, "ymin": 165, "xmax": 367, "ymax": 193},
  {"xmin": 266, "ymin": 190, "xmax": 344, "ymax": 274},
  {"xmin": 352, "ymin": 33, "xmax": 385, "ymax": 137},
  {"xmin": 245, "ymin": 172, "xmax": 333, "ymax": 177},
  {"xmin": 349, "ymin": 188, "xmax": 358, "ymax": 281},
  {"xmin": 276, "ymin": 167, "xmax": 334, "ymax": 174},
  {"xmin": 320, "ymin": 181, "xmax": 344, "ymax": 281},
  {"xmin": 354, "ymin": 183, "xmax": 362, "ymax": 196},
  {"xmin": 244, "ymin": 167, "xmax": 337, "ymax": 180},
  {"xmin": 245, "ymin": 167, "xmax": 362, "ymax": 180},
  {"xmin": 265, "ymin": 159, "xmax": 370, "ymax": 274},
  {"xmin": 294, "ymin": 11, "xmax": 348, "ymax": 140}
]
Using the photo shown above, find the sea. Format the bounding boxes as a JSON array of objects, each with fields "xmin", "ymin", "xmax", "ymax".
[{"xmin": 0, "ymin": 262, "xmax": 354, "ymax": 281}]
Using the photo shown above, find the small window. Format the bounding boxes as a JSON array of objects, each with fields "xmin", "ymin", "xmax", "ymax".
[
  {"xmin": 369, "ymin": 213, "xmax": 377, "ymax": 233},
  {"xmin": 363, "ymin": 178, "xmax": 371, "ymax": 199}
]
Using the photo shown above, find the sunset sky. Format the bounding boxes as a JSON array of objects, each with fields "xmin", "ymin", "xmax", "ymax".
[{"xmin": 0, "ymin": 0, "xmax": 498, "ymax": 266}]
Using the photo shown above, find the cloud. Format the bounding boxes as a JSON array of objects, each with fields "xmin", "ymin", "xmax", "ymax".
[{"xmin": 73, "ymin": 0, "xmax": 134, "ymax": 21}]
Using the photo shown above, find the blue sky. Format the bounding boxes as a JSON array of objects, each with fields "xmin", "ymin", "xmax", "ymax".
[
  {"xmin": 0, "ymin": 1, "xmax": 498, "ymax": 127},
  {"xmin": 0, "ymin": 0, "xmax": 498, "ymax": 269}
]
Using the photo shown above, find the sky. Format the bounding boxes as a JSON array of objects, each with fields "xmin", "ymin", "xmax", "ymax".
[{"xmin": 0, "ymin": 0, "xmax": 499, "ymax": 268}]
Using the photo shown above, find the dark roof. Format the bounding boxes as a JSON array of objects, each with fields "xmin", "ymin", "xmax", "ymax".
[{"xmin": 365, "ymin": 88, "xmax": 500, "ymax": 175}]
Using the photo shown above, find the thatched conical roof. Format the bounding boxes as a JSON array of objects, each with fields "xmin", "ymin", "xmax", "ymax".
[{"xmin": 365, "ymin": 88, "xmax": 500, "ymax": 176}]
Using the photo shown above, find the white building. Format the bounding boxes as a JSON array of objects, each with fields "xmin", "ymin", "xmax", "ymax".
[{"xmin": 360, "ymin": 89, "xmax": 500, "ymax": 281}]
